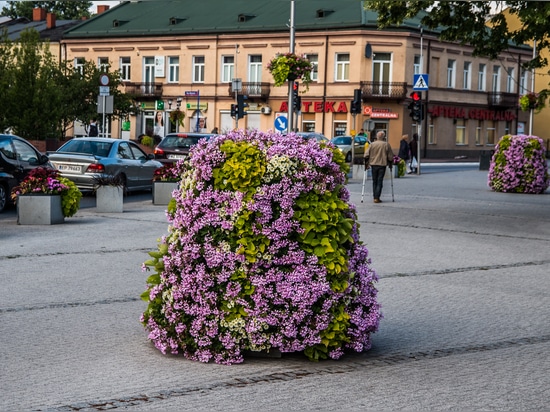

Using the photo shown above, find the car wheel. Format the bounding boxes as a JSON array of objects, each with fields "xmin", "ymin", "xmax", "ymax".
[
  {"xmin": 0, "ymin": 183, "xmax": 8, "ymax": 213},
  {"xmin": 345, "ymin": 152, "xmax": 352, "ymax": 163}
]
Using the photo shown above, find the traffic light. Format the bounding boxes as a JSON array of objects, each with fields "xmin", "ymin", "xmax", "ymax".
[
  {"xmin": 351, "ymin": 89, "xmax": 362, "ymax": 114},
  {"xmin": 409, "ymin": 92, "xmax": 423, "ymax": 122},
  {"xmin": 230, "ymin": 104, "xmax": 237, "ymax": 118},
  {"xmin": 237, "ymin": 94, "xmax": 248, "ymax": 119},
  {"xmin": 155, "ymin": 100, "xmax": 164, "ymax": 110},
  {"xmin": 293, "ymin": 96, "xmax": 302, "ymax": 112},
  {"xmin": 292, "ymin": 81, "xmax": 299, "ymax": 100}
]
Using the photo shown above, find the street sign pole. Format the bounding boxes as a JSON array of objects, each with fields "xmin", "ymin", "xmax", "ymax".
[{"xmin": 287, "ymin": 1, "xmax": 295, "ymax": 132}]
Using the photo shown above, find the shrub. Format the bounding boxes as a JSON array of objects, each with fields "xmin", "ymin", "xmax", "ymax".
[
  {"xmin": 140, "ymin": 129, "xmax": 381, "ymax": 364},
  {"xmin": 488, "ymin": 134, "xmax": 549, "ymax": 194}
]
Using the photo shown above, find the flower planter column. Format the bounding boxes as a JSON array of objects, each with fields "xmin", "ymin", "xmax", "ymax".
[{"xmin": 17, "ymin": 195, "xmax": 64, "ymax": 225}]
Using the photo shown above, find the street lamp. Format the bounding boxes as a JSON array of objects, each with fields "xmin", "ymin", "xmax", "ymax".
[
  {"xmin": 176, "ymin": 97, "xmax": 182, "ymax": 110},
  {"xmin": 167, "ymin": 99, "xmax": 172, "ymax": 109}
]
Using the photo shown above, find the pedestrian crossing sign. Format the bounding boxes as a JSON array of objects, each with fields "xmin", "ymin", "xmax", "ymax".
[{"xmin": 413, "ymin": 74, "xmax": 429, "ymax": 91}]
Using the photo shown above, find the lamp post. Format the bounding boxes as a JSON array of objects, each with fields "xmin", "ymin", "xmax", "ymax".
[{"xmin": 287, "ymin": 0, "xmax": 296, "ymax": 132}]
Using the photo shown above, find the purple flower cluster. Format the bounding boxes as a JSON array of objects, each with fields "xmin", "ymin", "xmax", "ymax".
[
  {"xmin": 488, "ymin": 134, "xmax": 549, "ymax": 194},
  {"xmin": 141, "ymin": 129, "xmax": 381, "ymax": 364},
  {"xmin": 11, "ymin": 167, "xmax": 69, "ymax": 201}
]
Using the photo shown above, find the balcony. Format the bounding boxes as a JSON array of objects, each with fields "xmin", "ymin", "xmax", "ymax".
[
  {"xmin": 123, "ymin": 82, "xmax": 163, "ymax": 98},
  {"xmin": 359, "ymin": 81, "xmax": 408, "ymax": 101},
  {"xmin": 488, "ymin": 92, "xmax": 517, "ymax": 109},
  {"xmin": 227, "ymin": 82, "xmax": 271, "ymax": 100}
]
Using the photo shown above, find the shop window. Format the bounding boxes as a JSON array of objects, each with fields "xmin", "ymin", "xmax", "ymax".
[
  {"xmin": 455, "ymin": 118, "xmax": 467, "ymax": 145},
  {"xmin": 486, "ymin": 121, "xmax": 496, "ymax": 145},
  {"xmin": 333, "ymin": 122, "xmax": 347, "ymax": 137},
  {"xmin": 475, "ymin": 120, "xmax": 483, "ymax": 145}
]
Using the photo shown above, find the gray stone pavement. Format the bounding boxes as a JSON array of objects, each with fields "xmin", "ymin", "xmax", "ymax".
[{"xmin": 1, "ymin": 165, "xmax": 549, "ymax": 411}]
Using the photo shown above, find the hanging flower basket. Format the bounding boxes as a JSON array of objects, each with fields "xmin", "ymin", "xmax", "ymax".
[
  {"xmin": 519, "ymin": 92, "xmax": 544, "ymax": 113},
  {"xmin": 267, "ymin": 53, "xmax": 313, "ymax": 91},
  {"xmin": 169, "ymin": 110, "xmax": 185, "ymax": 128}
]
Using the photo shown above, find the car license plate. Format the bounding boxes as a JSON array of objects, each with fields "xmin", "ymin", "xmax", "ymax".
[
  {"xmin": 168, "ymin": 154, "xmax": 186, "ymax": 159},
  {"xmin": 58, "ymin": 164, "xmax": 81, "ymax": 173}
]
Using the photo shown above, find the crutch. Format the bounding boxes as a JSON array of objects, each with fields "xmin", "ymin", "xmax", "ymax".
[
  {"xmin": 360, "ymin": 166, "xmax": 367, "ymax": 203},
  {"xmin": 390, "ymin": 166, "xmax": 395, "ymax": 202}
]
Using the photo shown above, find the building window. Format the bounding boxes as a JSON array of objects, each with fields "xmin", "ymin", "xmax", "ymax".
[
  {"xmin": 193, "ymin": 55, "xmax": 205, "ymax": 83},
  {"xmin": 168, "ymin": 56, "xmax": 179, "ymax": 83},
  {"xmin": 373, "ymin": 53, "xmax": 391, "ymax": 94},
  {"xmin": 428, "ymin": 119, "xmax": 435, "ymax": 144},
  {"xmin": 305, "ymin": 54, "xmax": 318, "ymax": 81},
  {"xmin": 492, "ymin": 66, "xmax": 500, "ymax": 92},
  {"xmin": 504, "ymin": 121, "xmax": 511, "ymax": 136},
  {"xmin": 74, "ymin": 57, "xmax": 85, "ymax": 74},
  {"xmin": 486, "ymin": 121, "xmax": 496, "ymax": 145},
  {"xmin": 463, "ymin": 61, "xmax": 471, "ymax": 90},
  {"xmin": 98, "ymin": 57, "xmax": 109, "ymax": 71},
  {"xmin": 475, "ymin": 120, "xmax": 483, "ymax": 145},
  {"xmin": 302, "ymin": 121, "xmax": 316, "ymax": 132},
  {"xmin": 335, "ymin": 53, "xmax": 350, "ymax": 81},
  {"xmin": 506, "ymin": 67, "xmax": 515, "ymax": 93},
  {"xmin": 222, "ymin": 55, "xmax": 234, "ymax": 83},
  {"xmin": 478, "ymin": 63, "xmax": 486, "ymax": 91},
  {"xmin": 455, "ymin": 118, "xmax": 467, "ymax": 145},
  {"xmin": 414, "ymin": 55, "xmax": 421, "ymax": 75},
  {"xmin": 333, "ymin": 121, "xmax": 347, "ymax": 137},
  {"xmin": 519, "ymin": 70, "xmax": 528, "ymax": 94},
  {"xmin": 120, "ymin": 57, "xmax": 131, "ymax": 81},
  {"xmin": 447, "ymin": 59, "xmax": 456, "ymax": 88},
  {"xmin": 248, "ymin": 55, "xmax": 262, "ymax": 94}
]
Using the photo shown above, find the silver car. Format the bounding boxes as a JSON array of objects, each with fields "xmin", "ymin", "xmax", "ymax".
[
  {"xmin": 48, "ymin": 138, "xmax": 163, "ymax": 191},
  {"xmin": 330, "ymin": 135, "xmax": 368, "ymax": 163}
]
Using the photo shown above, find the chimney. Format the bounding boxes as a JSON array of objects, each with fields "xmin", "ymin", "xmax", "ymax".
[
  {"xmin": 33, "ymin": 7, "xmax": 47, "ymax": 21},
  {"xmin": 97, "ymin": 5, "xmax": 110, "ymax": 14},
  {"xmin": 46, "ymin": 13, "xmax": 56, "ymax": 29}
]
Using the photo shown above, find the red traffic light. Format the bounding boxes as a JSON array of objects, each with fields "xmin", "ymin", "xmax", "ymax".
[
  {"xmin": 293, "ymin": 81, "xmax": 299, "ymax": 91},
  {"xmin": 410, "ymin": 91, "xmax": 421, "ymax": 101}
]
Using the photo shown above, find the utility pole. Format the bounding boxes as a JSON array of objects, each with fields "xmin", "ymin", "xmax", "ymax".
[{"xmin": 287, "ymin": 1, "xmax": 295, "ymax": 132}]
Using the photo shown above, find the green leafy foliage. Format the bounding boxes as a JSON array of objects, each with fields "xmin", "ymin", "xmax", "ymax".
[{"xmin": 58, "ymin": 177, "xmax": 82, "ymax": 217}]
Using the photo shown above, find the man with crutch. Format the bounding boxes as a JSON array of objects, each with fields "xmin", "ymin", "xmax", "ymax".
[{"xmin": 363, "ymin": 131, "xmax": 394, "ymax": 203}]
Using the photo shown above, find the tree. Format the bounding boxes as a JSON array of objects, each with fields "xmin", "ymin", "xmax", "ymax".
[
  {"xmin": 365, "ymin": 1, "xmax": 550, "ymax": 102},
  {"xmin": 1, "ymin": 1, "xmax": 92, "ymax": 20},
  {"xmin": 2, "ymin": 28, "xmax": 135, "ymax": 140},
  {"xmin": 366, "ymin": 2, "xmax": 549, "ymax": 61}
]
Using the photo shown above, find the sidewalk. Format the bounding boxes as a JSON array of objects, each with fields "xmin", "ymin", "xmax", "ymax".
[{"xmin": 1, "ymin": 167, "xmax": 549, "ymax": 411}]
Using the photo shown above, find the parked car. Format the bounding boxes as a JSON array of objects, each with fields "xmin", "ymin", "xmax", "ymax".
[
  {"xmin": 153, "ymin": 132, "xmax": 215, "ymax": 164},
  {"xmin": 0, "ymin": 134, "xmax": 52, "ymax": 212},
  {"xmin": 330, "ymin": 135, "xmax": 369, "ymax": 162},
  {"xmin": 294, "ymin": 132, "xmax": 329, "ymax": 143},
  {"xmin": 48, "ymin": 138, "xmax": 162, "ymax": 192}
]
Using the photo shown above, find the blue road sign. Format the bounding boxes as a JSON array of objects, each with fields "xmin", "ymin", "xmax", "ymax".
[
  {"xmin": 274, "ymin": 115, "xmax": 288, "ymax": 132},
  {"xmin": 413, "ymin": 74, "xmax": 429, "ymax": 90}
]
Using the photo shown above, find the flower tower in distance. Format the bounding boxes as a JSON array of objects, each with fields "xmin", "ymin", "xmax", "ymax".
[
  {"xmin": 488, "ymin": 134, "xmax": 549, "ymax": 194},
  {"xmin": 141, "ymin": 129, "xmax": 381, "ymax": 364}
]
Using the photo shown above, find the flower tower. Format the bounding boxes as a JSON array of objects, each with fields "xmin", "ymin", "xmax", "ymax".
[
  {"xmin": 488, "ymin": 134, "xmax": 549, "ymax": 194},
  {"xmin": 141, "ymin": 130, "xmax": 381, "ymax": 364}
]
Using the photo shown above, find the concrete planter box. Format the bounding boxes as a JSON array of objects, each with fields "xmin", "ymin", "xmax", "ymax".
[
  {"xmin": 96, "ymin": 186, "xmax": 123, "ymax": 213},
  {"xmin": 17, "ymin": 194, "xmax": 64, "ymax": 225},
  {"xmin": 153, "ymin": 181, "xmax": 179, "ymax": 205}
]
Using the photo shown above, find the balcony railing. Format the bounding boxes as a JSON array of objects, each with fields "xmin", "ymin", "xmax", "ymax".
[
  {"xmin": 227, "ymin": 82, "xmax": 271, "ymax": 100},
  {"xmin": 123, "ymin": 82, "xmax": 163, "ymax": 98},
  {"xmin": 488, "ymin": 92, "xmax": 517, "ymax": 108},
  {"xmin": 359, "ymin": 81, "xmax": 408, "ymax": 100}
]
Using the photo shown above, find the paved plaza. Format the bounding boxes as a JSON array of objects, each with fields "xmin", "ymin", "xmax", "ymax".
[{"xmin": 1, "ymin": 165, "xmax": 549, "ymax": 411}]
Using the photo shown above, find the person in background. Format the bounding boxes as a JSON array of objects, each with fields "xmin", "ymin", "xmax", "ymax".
[
  {"xmin": 88, "ymin": 118, "xmax": 98, "ymax": 137},
  {"xmin": 409, "ymin": 133, "xmax": 419, "ymax": 174},
  {"xmin": 364, "ymin": 130, "xmax": 394, "ymax": 204},
  {"xmin": 398, "ymin": 134, "xmax": 411, "ymax": 173},
  {"xmin": 211, "ymin": 127, "xmax": 219, "ymax": 134}
]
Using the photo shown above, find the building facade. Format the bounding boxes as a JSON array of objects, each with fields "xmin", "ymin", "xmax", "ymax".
[{"xmin": 59, "ymin": 1, "xmax": 532, "ymax": 157}]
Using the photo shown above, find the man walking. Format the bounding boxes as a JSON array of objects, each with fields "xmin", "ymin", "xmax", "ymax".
[{"xmin": 364, "ymin": 130, "xmax": 394, "ymax": 203}]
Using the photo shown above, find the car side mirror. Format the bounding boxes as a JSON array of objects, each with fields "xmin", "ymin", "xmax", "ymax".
[
  {"xmin": 147, "ymin": 153, "xmax": 155, "ymax": 160},
  {"xmin": 40, "ymin": 154, "xmax": 50, "ymax": 164}
]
